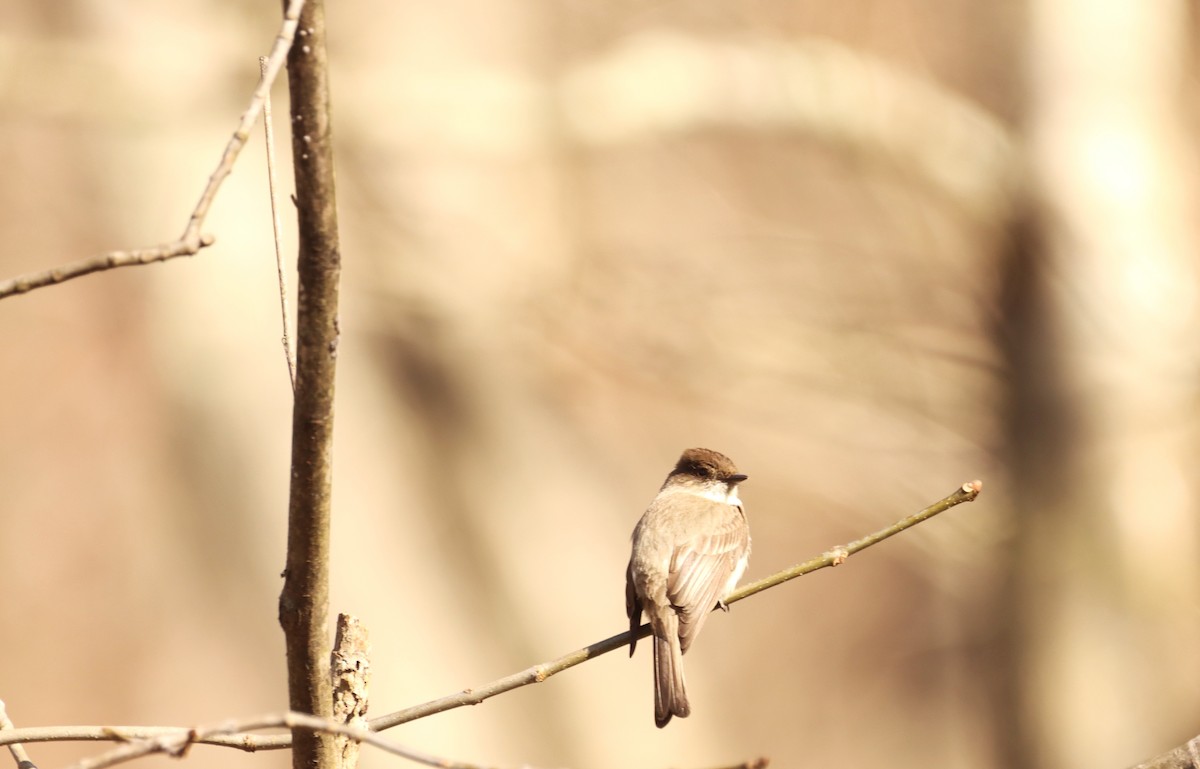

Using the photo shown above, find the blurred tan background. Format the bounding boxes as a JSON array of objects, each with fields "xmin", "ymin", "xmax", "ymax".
[{"xmin": 2, "ymin": 1, "xmax": 1199, "ymax": 768}]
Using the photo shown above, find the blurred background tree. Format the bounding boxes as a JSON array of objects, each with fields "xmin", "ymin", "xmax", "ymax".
[{"xmin": 0, "ymin": 1, "xmax": 1196, "ymax": 769}]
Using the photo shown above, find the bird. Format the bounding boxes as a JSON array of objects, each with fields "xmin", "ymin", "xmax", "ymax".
[{"xmin": 625, "ymin": 447, "xmax": 751, "ymax": 727}]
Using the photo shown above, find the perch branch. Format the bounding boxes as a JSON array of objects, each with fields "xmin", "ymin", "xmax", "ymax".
[
  {"xmin": 0, "ymin": 0, "xmax": 307, "ymax": 302},
  {"xmin": 368, "ymin": 480, "xmax": 982, "ymax": 731},
  {"xmin": 725, "ymin": 479, "xmax": 984, "ymax": 607},
  {"xmin": 0, "ymin": 481, "xmax": 981, "ymax": 753}
]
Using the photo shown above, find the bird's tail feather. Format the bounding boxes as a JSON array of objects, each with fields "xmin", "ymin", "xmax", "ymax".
[{"xmin": 652, "ymin": 615, "xmax": 690, "ymax": 728}]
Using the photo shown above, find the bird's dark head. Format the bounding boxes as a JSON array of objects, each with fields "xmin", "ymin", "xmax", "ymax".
[{"xmin": 670, "ymin": 448, "xmax": 747, "ymax": 485}]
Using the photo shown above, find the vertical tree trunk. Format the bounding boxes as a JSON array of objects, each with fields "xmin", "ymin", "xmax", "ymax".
[
  {"xmin": 277, "ymin": 1, "xmax": 343, "ymax": 768},
  {"xmin": 1010, "ymin": 2, "xmax": 1200, "ymax": 766}
]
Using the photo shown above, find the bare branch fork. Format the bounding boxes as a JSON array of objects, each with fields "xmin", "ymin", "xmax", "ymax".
[
  {"xmin": 0, "ymin": 0, "xmax": 308, "ymax": 302},
  {"xmin": 0, "ymin": 480, "xmax": 982, "ymax": 763},
  {"xmin": 20, "ymin": 710, "xmax": 531, "ymax": 769},
  {"xmin": 0, "ymin": 701, "xmax": 35, "ymax": 769},
  {"xmin": 1, "ymin": 710, "xmax": 765, "ymax": 769}
]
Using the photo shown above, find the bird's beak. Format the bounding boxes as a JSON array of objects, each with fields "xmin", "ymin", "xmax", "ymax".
[{"xmin": 729, "ymin": 473, "xmax": 748, "ymax": 483}]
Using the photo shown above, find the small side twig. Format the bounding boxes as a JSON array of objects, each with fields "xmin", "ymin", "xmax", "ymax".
[
  {"xmin": 0, "ymin": 0, "xmax": 308, "ymax": 302},
  {"xmin": 259, "ymin": 55, "xmax": 296, "ymax": 392},
  {"xmin": 0, "ymin": 699, "xmax": 38, "ymax": 769}
]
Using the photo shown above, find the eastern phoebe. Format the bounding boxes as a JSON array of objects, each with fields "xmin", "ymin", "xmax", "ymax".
[{"xmin": 626, "ymin": 447, "xmax": 751, "ymax": 727}]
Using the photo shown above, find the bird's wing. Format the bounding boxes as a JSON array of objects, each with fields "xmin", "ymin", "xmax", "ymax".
[
  {"xmin": 625, "ymin": 558, "xmax": 643, "ymax": 656},
  {"xmin": 667, "ymin": 504, "xmax": 749, "ymax": 654}
]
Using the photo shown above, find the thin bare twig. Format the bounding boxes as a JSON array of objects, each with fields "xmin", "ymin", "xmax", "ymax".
[
  {"xmin": 0, "ymin": 725, "xmax": 280, "ymax": 752},
  {"xmin": 0, "ymin": 700, "xmax": 38, "ymax": 769},
  {"xmin": 260, "ymin": 55, "xmax": 297, "ymax": 392},
  {"xmin": 0, "ymin": 0, "xmax": 308, "ymax": 302},
  {"xmin": 0, "ymin": 481, "xmax": 981, "ymax": 754}
]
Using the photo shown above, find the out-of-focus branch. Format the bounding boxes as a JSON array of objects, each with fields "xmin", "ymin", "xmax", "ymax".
[
  {"xmin": 0, "ymin": 0, "xmax": 307, "ymax": 302},
  {"xmin": 275, "ymin": 0, "xmax": 342, "ymax": 768},
  {"xmin": 1127, "ymin": 736, "xmax": 1200, "ymax": 769},
  {"xmin": 560, "ymin": 32, "xmax": 1020, "ymax": 221}
]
